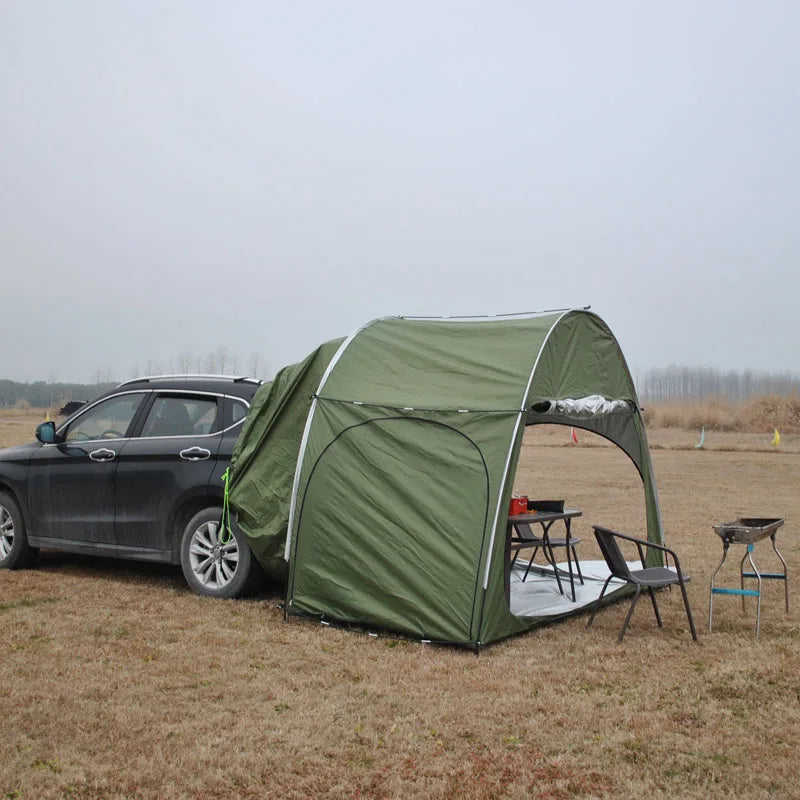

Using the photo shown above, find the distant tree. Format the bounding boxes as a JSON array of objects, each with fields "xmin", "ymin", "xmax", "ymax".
[
  {"xmin": 248, "ymin": 352, "xmax": 261, "ymax": 378},
  {"xmin": 216, "ymin": 347, "xmax": 230, "ymax": 375}
]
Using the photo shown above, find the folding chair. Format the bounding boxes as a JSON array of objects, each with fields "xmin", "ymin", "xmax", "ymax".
[
  {"xmin": 510, "ymin": 523, "xmax": 545, "ymax": 581},
  {"xmin": 510, "ymin": 522, "xmax": 583, "ymax": 587}
]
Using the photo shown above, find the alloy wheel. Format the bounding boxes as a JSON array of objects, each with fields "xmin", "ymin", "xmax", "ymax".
[
  {"xmin": 187, "ymin": 520, "xmax": 239, "ymax": 590},
  {"xmin": 0, "ymin": 505, "xmax": 14, "ymax": 560}
]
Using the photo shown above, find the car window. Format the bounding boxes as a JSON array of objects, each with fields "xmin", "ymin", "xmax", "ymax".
[
  {"xmin": 231, "ymin": 399, "xmax": 248, "ymax": 425},
  {"xmin": 140, "ymin": 396, "xmax": 218, "ymax": 438},
  {"xmin": 65, "ymin": 393, "xmax": 145, "ymax": 442}
]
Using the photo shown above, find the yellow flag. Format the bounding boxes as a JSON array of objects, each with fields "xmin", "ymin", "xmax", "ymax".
[
  {"xmin": 771, "ymin": 428, "xmax": 781, "ymax": 446},
  {"xmin": 45, "ymin": 411, "xmax": 51, "ymax": 422}
]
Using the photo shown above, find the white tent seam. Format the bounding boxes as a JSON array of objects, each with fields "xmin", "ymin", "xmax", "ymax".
[
  {"xmin": 481, "ymin": 309, "xmax": 573, "ymax": 590},
  {"xmin": 284, "ymin": 316, "xmax": 394, "ymax": 561}
]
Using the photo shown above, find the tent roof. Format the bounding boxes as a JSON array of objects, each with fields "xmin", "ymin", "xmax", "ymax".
[
  {"xmin": 319, "ymin": 312, "xmax": 563, "ymax": 412},
  {"xmin": 319, "ymin": 309, "xmax": 637, "ymax": 412}
]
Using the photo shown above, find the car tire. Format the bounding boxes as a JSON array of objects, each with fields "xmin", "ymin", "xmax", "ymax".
[
  {"xmin": 180, "ymin": 507, "xmax": 261, "ymax": 598},
  {"xmin": 0, "ymin": 490, "xmax": 36, "ymax": 570}
]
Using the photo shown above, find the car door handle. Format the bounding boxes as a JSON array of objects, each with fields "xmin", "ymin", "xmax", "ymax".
[
  {"xmin": 89, "ymin": 448, "xmax": 116, "ymax": 462},
  {"xmin": 180, "ymin": 447, "xmax": 211, "ymax": 461}
]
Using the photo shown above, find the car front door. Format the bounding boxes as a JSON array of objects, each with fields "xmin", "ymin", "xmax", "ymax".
[
  {"xmin": 27, "ymin": 392, "xmax": 147, "ymax": 544},
  {"xmin": 113, "ymin": 392, "xmax": 223, "ymax": 552}
]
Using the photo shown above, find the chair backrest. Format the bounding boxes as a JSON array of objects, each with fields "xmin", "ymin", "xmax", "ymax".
[
  {"xmin": 513, "ymin": 523, "xmax": 539, "ymax": 542},
  {"xmin": 593, "ymin": 527, "xmax": 634, "ymax": 581},
  {"xmin": 145, "ymin": 399, "xmax": 194, "ymax": 437}
]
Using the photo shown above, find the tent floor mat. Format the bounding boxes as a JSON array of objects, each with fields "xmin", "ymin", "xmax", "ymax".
[{"xmin": 509, "ymin": 559, "xmax": 638, "ymax": 618}]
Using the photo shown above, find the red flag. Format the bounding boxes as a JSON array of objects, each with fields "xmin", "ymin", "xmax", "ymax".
[{"xmin": 571, "ymin": 427, "xmax": 578, "ymax": 444}]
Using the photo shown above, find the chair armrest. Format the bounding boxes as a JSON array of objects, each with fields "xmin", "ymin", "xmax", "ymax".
[{"xmin": 592, "ymin": 525, "xmax": 688, "ymax": 581}]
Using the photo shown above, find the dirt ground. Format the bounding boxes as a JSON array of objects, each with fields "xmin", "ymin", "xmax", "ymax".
[{"xmin": 1, "ymin": 414, "xmax": 798, "ymax": 799}]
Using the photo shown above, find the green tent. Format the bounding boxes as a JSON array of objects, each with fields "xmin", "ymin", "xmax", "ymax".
[{"xmin": 230, "ymin": 309, "xmax": 662, "ymax": 649}]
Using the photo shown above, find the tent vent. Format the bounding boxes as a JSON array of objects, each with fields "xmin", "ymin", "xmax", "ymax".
[{"xmin": 531, "ymin": 396, "xmax": 630, "ymax": 416}]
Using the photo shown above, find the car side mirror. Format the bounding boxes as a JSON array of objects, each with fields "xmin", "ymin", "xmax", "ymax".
[{"xmin": 35, "ymin": 421, "xmax": 61, "ymax": 444}]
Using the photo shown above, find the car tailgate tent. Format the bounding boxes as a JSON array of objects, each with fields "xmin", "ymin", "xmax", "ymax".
[{"xmin": 231, "ymin": 310, "xmax": 662, "ymax": 648}]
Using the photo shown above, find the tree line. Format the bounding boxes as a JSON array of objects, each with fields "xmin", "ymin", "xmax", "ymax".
[
  {"xmin": 636, "ymin": 366, "xmax": 800, "ymax": 403},
  {"xmin": 127, "ymin": 348, "xmax": 271, "ymax": 384},
  {"xmin": 4, "ymin": 363, "xmax": 798, "ymax": 409},
  {"xmin": 1, "ymin": 348, "xmax": 273, "ymax": 409},
  {"xmin": 88, "ymin": 348, "xmax": 272, "ymax": 385},
  {"xmin": 0, "ymin": 380, "xmax": 117, "ymax": 410}
]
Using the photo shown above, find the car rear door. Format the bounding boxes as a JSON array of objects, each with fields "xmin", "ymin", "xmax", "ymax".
[{"xmin": 112, "ymin": 392, "xmax": 223, "ymax": 553}]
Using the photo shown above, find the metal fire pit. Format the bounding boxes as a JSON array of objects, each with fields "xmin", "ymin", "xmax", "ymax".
[{"xmin": 708, "ymin": 517, "xmax": 787, "ymax": 638}]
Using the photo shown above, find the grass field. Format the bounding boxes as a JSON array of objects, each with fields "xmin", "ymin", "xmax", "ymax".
[{"xmin": 1, "ymin": 410, "xmax": 798, "ymax": 799}]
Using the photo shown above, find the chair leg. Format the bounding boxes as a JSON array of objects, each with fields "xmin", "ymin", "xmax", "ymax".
[
  {"xmin": 678, "ymin": 579, "xmax": 698, "ymax": 641},
  {"xmin": 522, "ymin": 548, "xmax": 539, "ymax": 582},
  {"xmin": 571, "ymin": 545, "xmax": 584, "ymax": 585},
  {"xmin": 587, "ymin": 575, "xmax": 614, "ymax": 628},
  {"xmin": 618, "ymin": 586, "xmax": 641, "ymax": 643},
  {"xmin": 543, "ymin": 543, "xmax": 564, "ymax": 595},
  {"xmin": 648, "ymin": 587, "xmax": 663, "ymax": 627}
]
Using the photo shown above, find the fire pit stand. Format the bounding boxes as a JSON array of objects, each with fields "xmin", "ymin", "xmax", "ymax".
[{"xmin": 708, "ymin": 518, "xmax": 787, "ymax": 638}]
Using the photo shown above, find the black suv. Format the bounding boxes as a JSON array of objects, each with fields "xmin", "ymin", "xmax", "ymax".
[{"xmin": 0, "ymin": 375, "xmax": 263, "ymax": 598}]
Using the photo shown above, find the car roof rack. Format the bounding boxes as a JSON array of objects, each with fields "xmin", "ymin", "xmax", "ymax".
[{"xmin": 118, "ymin": 374, "xmax": 262, "ymax": 387}]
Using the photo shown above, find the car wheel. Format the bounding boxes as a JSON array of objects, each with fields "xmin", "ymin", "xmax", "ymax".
[
  {"xmin": 0, "ymin": 491, "xmax": 36, "ymax": 569},
  {"xmin": 180, "ymin": 507, "xmax": 260, "ymax": 598}
]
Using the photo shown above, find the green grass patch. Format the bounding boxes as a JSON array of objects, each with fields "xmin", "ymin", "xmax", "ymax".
[{"xmin": 0, "ymin": 597, "xmax": 57, "ymax": 613}]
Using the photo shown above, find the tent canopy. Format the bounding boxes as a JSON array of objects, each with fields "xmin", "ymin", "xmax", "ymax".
[{"xmin": 230, "ymin": 309, "xmax": 661, "ymax": 648}]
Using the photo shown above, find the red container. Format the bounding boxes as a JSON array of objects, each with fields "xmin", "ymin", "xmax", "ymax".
[{"xmin": 509, "ymin": 495, "xmax": 528, "ymax": 515}]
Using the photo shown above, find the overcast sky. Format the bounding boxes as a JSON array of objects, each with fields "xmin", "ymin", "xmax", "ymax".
[{"xmin": 1, "ymin": 2, "xmax": 798, "ymax": 383}]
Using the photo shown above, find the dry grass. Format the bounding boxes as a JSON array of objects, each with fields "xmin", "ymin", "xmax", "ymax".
[
  {"xmin": 1, "ymin": 414, "xmax": 799, "ymax": 799},
  {"xmin": 0, "ymin": 410, "xmax": 54, "ymax": 449},
  {"xmin": 533, "ymin": 422, "xmax": 800, "ymax": 454},
  {"xmin": 644, "ymin": 395, "xmax": 800, "ymax": 434}
]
